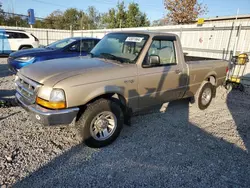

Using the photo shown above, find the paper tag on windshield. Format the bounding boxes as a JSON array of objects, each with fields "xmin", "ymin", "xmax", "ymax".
[{"xmin": 125, "ymin": 37, "xmax": 143, "ymax": 43}]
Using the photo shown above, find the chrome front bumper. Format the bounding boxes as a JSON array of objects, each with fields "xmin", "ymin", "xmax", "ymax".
[{"xmin": 16, "ymin": 92, "xmax": 79, "ymax": 126}]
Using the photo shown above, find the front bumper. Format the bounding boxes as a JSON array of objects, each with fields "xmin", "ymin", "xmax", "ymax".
[{"xmin": 15, "ymin": 92, "xmax": 79, "ymax": 126}]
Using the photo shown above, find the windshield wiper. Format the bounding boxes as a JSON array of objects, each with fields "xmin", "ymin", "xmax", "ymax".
[{"xmin": 99, "ymin": 53, "xmax": 124, "ymax": 63}]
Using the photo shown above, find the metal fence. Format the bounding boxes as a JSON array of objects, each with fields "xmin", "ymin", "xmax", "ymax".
[{"xmin": 1, "ymin": 20, "xmax": 250, "ymax": 80}]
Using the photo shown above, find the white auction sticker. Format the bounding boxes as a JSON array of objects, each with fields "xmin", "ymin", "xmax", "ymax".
[{"xmin": 125, "ymin": 37, "xmax": 144, "ymax": 43}]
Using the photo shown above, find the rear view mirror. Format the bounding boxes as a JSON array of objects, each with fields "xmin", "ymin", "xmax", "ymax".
[{"xmin": 149, "ymin": 55, "xmax": 160, "ymax": 65}]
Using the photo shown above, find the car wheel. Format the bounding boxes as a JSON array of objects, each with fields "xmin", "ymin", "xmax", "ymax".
[
  {"xmin": 77, "ymin": 99, "xmax": 124, "ymax": 148},
  {"xmin": 195, "ymin": 81, "xmax": 214, "ymax": 110},
  {"xmin": 20, "ymin": 46, "xmax": 31, "ymax": 50}
]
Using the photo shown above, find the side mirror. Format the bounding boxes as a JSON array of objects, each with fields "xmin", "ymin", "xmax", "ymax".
[{"xmin": 149, "ymin": 55, "xmax": 160, "ymax": 65}]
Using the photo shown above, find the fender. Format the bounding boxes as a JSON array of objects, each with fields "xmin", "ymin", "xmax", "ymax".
[{"xmin": 82, "ymin": 85, "xmax": 127, "ymax": 105}]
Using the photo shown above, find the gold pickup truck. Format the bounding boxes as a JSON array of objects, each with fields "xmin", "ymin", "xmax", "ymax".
[{"xmin": 15, "ymin": 31, "xmax": 229, "ymax": 147}]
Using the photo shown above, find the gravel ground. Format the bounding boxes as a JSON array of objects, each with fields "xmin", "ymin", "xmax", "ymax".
[{"xmin": 0, "ymin": 58, "xmax": 250, "ymax": 188}]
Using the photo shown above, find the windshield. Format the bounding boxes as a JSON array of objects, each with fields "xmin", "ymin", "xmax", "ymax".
[
  {"xmin": 91, "ymin": 33, "xmax": 149, "ymax": 63},
  {"xmin": 46, "ymin": 38, "xmax": 76, "ymax": 49}
]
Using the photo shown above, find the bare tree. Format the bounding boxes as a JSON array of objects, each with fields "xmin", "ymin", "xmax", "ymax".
[{"xmin": 164, "ymin": 0, "xmax": 208, "ymax": 24}]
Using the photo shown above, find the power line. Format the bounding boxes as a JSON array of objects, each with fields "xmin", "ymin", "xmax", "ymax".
[
  {"xmin": 2, "ymin": 11, "xmax": 44, "ymax": 20},
  {"xmin": 30, "ymin": 0, "xmax": 68, "ymax": 8}
]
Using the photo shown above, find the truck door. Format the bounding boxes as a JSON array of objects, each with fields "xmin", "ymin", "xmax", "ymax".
[{"xmin": 138, "ymin": 36, "xmax": 187, "ymax": 109}]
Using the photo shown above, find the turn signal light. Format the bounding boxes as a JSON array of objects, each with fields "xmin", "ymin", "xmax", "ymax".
[{"xmin": 36, "ymin": 97, "xmax": 66, "ymax": 109}]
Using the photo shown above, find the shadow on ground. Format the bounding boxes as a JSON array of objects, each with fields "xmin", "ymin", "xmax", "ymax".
[
  {"xmin": 0, "ymin": 63, "xmax": 13, "ymax": 78},
  {"xmin": 227, "ymin": 89, "xmax": 250, "ymax": 154},
  {"xmin": 14, "ymin": 98, "xmax": 250, "ymax": 188},
  {"xmin": 11, "ymin": 54, "xmax": 250, "ymax": 187}
]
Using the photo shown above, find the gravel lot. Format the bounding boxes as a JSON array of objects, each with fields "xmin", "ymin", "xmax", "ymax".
[{"xmin": 0, "ymin": 58, "xmax": 250, "ymax": 188}]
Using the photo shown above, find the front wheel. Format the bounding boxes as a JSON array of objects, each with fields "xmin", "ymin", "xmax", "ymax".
[
  {"xmin": 195, "ymin": 81, "xmax": 214, "ymax": 110},
  {"xmin": 77, "ymin": 99, "xmax": 124, "ymax": 148}
]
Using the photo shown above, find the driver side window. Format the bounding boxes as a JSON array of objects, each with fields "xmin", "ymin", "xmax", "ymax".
[{"xmin": 144, "ymin": 39, "xmax": 176, "ymax": 66}]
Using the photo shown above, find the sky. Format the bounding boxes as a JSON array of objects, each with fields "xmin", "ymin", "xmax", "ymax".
[{"xmin": 2, "ymin": 0, "xmax": 250, "ymax": 21}]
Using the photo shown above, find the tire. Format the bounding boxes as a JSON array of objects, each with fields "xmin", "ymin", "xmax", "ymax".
[
  {"xmin": 225, "ymin": 82, "xmax": 233, "ymax": 92},
  {"xmin": 195, "ymin": 81, "xmax": 214, "ymax": 110},
  {"xmin": 20, "ymin": 46, "xmax": 32, "ymax": 50},
  {"xmin": 77, "ymin": 99, "xmax": 124, "ymax": 148}
]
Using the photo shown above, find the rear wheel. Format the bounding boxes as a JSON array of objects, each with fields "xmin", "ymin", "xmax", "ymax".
[
  {"xmin": 77, "ymin": 99, "xmax": 124, "ymax": 148},
  {"xmin": 195, "ymin": 81, "xmax": 213, "ymax": 110}
]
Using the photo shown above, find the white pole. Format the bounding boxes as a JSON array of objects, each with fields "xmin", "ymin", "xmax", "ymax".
[{"xmin": 232, "ymin": 8, "xmax": 240, "ymax": 56}]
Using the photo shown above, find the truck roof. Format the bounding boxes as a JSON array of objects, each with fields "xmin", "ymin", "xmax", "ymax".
[{"xmin": 110, "ymin": 30, "xmax": 178, "ymax": 37}]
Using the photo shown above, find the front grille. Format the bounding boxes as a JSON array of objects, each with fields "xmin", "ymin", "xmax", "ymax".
[{"xmin": 15, "ymin": 73, "xmax": 41, "ymax": 104}]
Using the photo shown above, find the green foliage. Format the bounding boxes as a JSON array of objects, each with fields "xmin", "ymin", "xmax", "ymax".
[
  {"xmin": 102, "ymin": 1, "xmax": 150, "ymax": 28},
  {"xmin": 0, "ymin": 2, "xmax": 29, "ymax": 27},
  {"xmin": 0, "ymin": 1, "xmax": 150, "ymax": 29}
]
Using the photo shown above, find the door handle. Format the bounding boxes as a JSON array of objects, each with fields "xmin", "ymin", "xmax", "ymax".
[{"xmin": 175, "ymin": 69, "xmax": 182, "ymax": 74}]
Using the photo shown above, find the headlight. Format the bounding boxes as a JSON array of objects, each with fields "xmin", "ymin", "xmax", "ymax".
[
  {"xmin": 50, "ymin": 89, "xmax": 65, "ymax": 102},
  {"xmin": 16, "ymin": 56, "xmax": 34, "ymax": 62},
  {"xmin": 36, "ymin": 89, "xmax": 66, "ymax": 109}
]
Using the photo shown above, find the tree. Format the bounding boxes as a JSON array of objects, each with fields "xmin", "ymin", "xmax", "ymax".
[
  {"xmin": 125, "ymin": 2, "xmax": 150, "ymax": 28},
  {"xmin": 0, "ymin": 2, "xmax": 5, "ymax": 25},
  {"xmin": 34, "ymin": 20, "xmax": 45, "ymax": 28},
  {"xmin": 102, "ymin": 1, "xmax": 150, "ymax": 29},
  {"xmin": 102, "ymin": 8, "xmax": 117, "ymax": 29},
  {"xmin": 152, "ymin": 19, "xmax": 168, "ymax": 26},
  {"xmin": 43, "ymin": 10, "xmax": 64, "ymax": 29},
  {"xmin": 87, "ymin": 6, "xmax": 102, "ymax": 29},
  {"xmin": 116, "ymin": 1, "xmax": 127, "ymax": 28},
  {"xmin": 164, "ymin": 0, "xmax": 207, "ymax": 24},
  {"xmin": 5, "ymin": 16, "xmax": 29, "ymax": 27},
  {"xmin": 63, "ymin": 8, "xmax": 82, "ymax": 30}
]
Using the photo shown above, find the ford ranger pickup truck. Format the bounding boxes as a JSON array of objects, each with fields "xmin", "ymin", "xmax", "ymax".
[{"xmin": 15, "ymin": 31, "xmax": 229, "ymax": 148}]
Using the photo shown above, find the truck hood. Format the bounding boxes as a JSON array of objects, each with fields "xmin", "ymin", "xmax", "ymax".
[{"xmin": 19, "ymin": 57, "xmax": 121, "ymax": 86}]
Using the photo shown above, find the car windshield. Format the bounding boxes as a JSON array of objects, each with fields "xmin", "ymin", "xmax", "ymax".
[
  {"xmin": 46, "ymin": 38, "xmax": 76, "ymax": 49},
  {"xmin": 90, "ymin": 33, "xmax": 149, "ymax": 63}
]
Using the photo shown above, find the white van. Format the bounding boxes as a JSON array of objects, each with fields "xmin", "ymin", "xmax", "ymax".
[{"xmin": 0, "ymin": 29, "xmax": 39, "ymax": 54}]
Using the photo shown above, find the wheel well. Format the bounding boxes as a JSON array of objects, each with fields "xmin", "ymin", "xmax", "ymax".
[
  {"xmin": 18, "ymin": 45, "xmax": 33, "ymax": 50},
  {"xmin": 207, "ymin": 75, "xmax": 216, "ymax": 86},
  {"xmin": 76, "ymin": 93, "xmax": 128, "ymax": 121}
]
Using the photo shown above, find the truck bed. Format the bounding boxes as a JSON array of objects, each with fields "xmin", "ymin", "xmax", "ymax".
[
  {"xmin": 183, "ymin": 56, "xmax": 229, "ymax": 98},
  {"xmin": 184, "ymin": 56, "xmax": 219, "ymax": 62}
]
